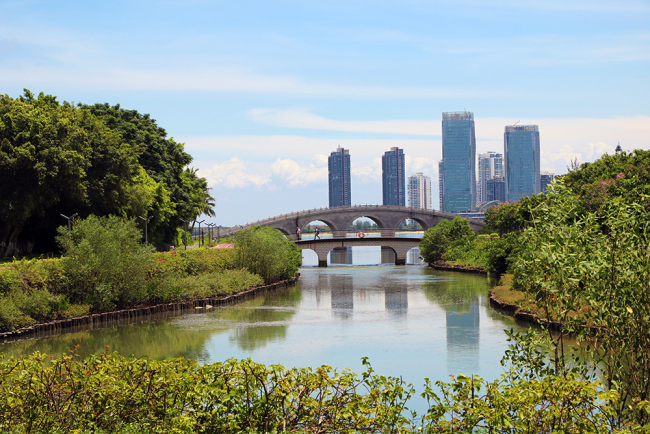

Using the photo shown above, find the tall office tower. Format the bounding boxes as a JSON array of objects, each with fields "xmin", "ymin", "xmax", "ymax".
[
  {"xmin": 408, "ymin": 172, "xmax": 432, "ymax": 210},
  {"xmin": 477, "ymin": 152, "xmax": 503, "ymax": 204},
  {"xmin": 540, "ymin": 171, "xmax": 555, "ymax": 193},
  {"xmin": 441, "ymin": 111, "xmax": 476, "ymax": 212},
  {"xmin": 504, "ymin": 125, "xmax": 541, "ymax": 202},
  {"xmin": 328, "ymin": 147, "xmax": 351, "ymax": 207},
  {"xmin": 382, "ymin": 147, "xmax": 406, "ymax": 206},
  {"xmin": 438, "ymin": 160, "xmax": 444, "ymax": 211},
  {"xmin": 485, "ymin": 176, "xmax": 506, "ymax": 203}
]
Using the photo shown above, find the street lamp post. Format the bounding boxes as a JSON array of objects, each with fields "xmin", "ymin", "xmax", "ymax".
[
  {"xmin": 179, "ymin": 218, "xmax": 189, "ymax": 250},
  {"xmin": 60, "ymin": 213, "xmax": 78, "ymax": 231},
  {"xmin": 207, "ymin": 223, "xmax": 215, "ymax": 243},
  {"xmin": 138, "ymin": 215, "xmax": 153, "ymax": 244},
  {"xmin": 197, "ymin": 220, "xmax": 205, "ymax": 247},
  {"xmin": 218, "ymin": 225, "xmax": 221, "ymax": 243}
]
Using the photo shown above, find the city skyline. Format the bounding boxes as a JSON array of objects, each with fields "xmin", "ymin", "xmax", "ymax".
[{"xmin": 1, "ymin": 1, "xmax": 648, "ymax": 225}]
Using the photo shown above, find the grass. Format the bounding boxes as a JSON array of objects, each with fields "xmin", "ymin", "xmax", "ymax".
[{"xmin": 489, "ymin": 275, "xmax": 538, "ymax": 312}]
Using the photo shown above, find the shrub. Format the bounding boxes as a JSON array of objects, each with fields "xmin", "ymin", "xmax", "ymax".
[
  {"xmin": 56, "ymin": 215, "xmax": 155, "ymax": 311},
  {"xmin": 234, "ymin": 226, "xmax": 301, "ymax": 284},
  {"xmin": 419, "ymin": 217, "xmax": 475, "ymax": 264}
]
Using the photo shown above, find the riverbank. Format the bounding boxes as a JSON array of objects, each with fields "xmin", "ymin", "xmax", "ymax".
[
  {"xmin": 0, "ymin": 275, "xmax": 299, "ymax": 341},
  {"xmin": 428, "ymin": 263, "xmax": 565, "ymax": 329},
  {"xmin": 428, "ymin": 260, "xmax": 487, "ymax": 275}
]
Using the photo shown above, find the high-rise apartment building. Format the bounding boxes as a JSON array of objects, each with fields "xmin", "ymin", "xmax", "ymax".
[
  {"xmin": 540, "ymin": 172, "xmax": 555, "ymax": 193},
  {"xmin": 477, "ymin": 152, "xmax": 503, "ymax": 204},
  {"xmin": 382, "ymin": 147, "xmax": 405, "ymax": 206},
  {"xmin": 328, "ymin": 147, "xmax": 351, "ymax": 207},
  {"xmin": 504, "ymin": 125, "xmax": 540, "ymax": 201},
  {"xmin": 408, "ymin": 172, "xmax": 432, "ymax": 210},
  {"xmin": 440, "ymin": 111, "xmax": 476, "ymax": 212}
]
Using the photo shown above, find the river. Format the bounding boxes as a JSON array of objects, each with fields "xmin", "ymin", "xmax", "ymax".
[{"xmin": 1, "ymin": 260, "xmax": 523, "ymax": 400}]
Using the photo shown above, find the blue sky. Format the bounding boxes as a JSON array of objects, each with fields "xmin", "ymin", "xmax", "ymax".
[{"xmin": 1, "ymin": 0, "xmax": 649, "ymax": 225}]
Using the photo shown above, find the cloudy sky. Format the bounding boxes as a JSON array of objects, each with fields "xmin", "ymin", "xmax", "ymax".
[{"xmin": 2, "ymin": 0, "xmax": 649, "ymax": 225}]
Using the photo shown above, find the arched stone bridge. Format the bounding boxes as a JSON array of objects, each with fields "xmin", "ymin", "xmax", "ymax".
[
  {"xmin": 220, "ymin": 205, "xmax": 485, "ymax": 240},
  {"xmin": 297, "ymin": 237, "xmax": 422, "ymax": 267}
]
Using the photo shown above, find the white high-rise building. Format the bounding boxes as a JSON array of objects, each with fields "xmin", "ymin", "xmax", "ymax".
[
  {"xmin": 408, "ymin": 172, "xmax": 432, "ymax": 210},
  {"xmin": 477, "ymin": 152, "xmax": 504, "ymax": 204}
]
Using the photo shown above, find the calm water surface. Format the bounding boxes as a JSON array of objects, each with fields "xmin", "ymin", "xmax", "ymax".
[{"xmin": 1, "ymin": 265, "xmax": 523, "ymax": 397}]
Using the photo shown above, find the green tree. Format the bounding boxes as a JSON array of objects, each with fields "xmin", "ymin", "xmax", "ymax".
[
  {"xmin": 512, "ymin": 182, "xmax": 650, "ymax": 426},
  {"xmin": 234, "ymin": 226, "xmax": 301, "ymax": 284},
  {"xmin": 419, "ymin": 217, "xmax": 475, "ymax": 263},
  {"xmin": 0, "ymin": 91, "xmax": 143, "ymax": 258},
  {"xmin": 56, "ymin": 215, "xmax": 155, "ymax": 311},
  {"xmin": 83, "ymin": 103, "xmax": 213, "ymax": 244}
]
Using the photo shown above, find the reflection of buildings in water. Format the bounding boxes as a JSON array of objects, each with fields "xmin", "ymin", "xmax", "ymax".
[
  {"xmin": 384, "ymin": 287, "xmax": 408, "ymax": 316},
  {"xmin": 316, "ymin": 274, "xmax": 330, "ymax": 307},
  {"xmin": 446, "ymin": 301, "xmax": 480, "ymax": 374},
  {"xmin": 330, "ymin": 274, "xmax": 354, "ymax": 319},
  {"xmin": 329, "ymin": 247, "xmax": 353, "ymax": 264},
  {"xmin": 381, "ymin": 246, "xmax": 396, "ymax": 264}
]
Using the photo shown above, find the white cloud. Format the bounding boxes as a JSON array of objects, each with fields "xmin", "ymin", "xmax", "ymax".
[
  {"xmin": 271, "ymin": 156, "xmax": 328, "ymax": 186},
  {"xmin": 248, "ymin": 108, "xmax": 438, "ymax": 135},
  {"xmin": 352, "ymin": 157, "xmax": 382, "ymax": 182},
  {"xmin": 197, "ymin": 157, "xmax": 271, "ymax": 189}
]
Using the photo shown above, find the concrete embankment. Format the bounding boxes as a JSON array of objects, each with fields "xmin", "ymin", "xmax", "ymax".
[{"xmin": 0, "ymin": 276, "xmax": 299, "ymax": 342}]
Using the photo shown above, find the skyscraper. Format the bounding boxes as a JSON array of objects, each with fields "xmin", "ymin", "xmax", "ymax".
[
  {"xmin": 328, "ymin": 147, "xmax": 351, "ymax": 207},
  {"xmin": 504, "ymin": 125, "xmax": 540, "ymax": 201},
  {"xmin": 408, "ymin": 172, "xmax": 431, "ymax": 210},
  {"xmin": 477, "ymin": 152, "xmax": 503, "ymax": 204},
  {"xmin": 440, "ymin": 111, "xmax": 476, "ymax": 212},
  {"xmin": 382, "ymin": 147, "xmax": 405, "ymax": 206},
  {"xmin": 540, "ymin": 172, "xmax": 555, "ymax": 193},
  {"xmin": 438, "ymin": 160, "xmax": 443, "ymax": 211},
  {"xmin": 485, "ymin": 176, "xmax": 506, "ymax": 203}
]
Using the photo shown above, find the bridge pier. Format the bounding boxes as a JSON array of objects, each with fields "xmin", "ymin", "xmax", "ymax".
[{"xmin": 318, "ymin": 259, "xmax": 328, "ymax": 267}]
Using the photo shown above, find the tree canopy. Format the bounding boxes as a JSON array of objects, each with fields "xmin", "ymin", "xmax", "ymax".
[{"xmin": 0, "ymin": 90, "xmax": 214, "ymax": 257}]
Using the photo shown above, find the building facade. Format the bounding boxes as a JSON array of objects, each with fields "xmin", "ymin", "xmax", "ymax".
[
  {"xmin": 407, "ymin": 172, "xmax": 432, "ymax": 210},
  {"xmin": 382, "ymin": 147, "xmax": 406, "ymax": 206},
  {"xmin": 477, "ymin": 152, "xmax": 503, "ymax": 204},
  {"xmin": 504, "ymin": 125, "xmax": 541, "ymax": 202},
  {"xmin": 540, "ymin": 172, "xmax": 555, "ymax": 193},
  {"xmin": 440, "ymin": 111, "xmax": 476, "ymax": 212},
  {"xmin": 485, "ymin": 176, "xmax": 506, "ymax": 203},
  {"xmin": 328, "ymin": 147, "xmax": 351, "ymax": 207}
]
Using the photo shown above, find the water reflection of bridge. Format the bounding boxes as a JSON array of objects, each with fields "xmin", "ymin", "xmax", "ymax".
[{"xmin": 297, "ymin": 237, "xmax": 422, "ymax": 267}]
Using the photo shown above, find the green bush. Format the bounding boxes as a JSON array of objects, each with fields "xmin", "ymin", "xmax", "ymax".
[
  {"xmin": 234, "ymin": 226, "xmax": 301, "ymax": 284},
  {"xmin": 146, "ymin": 269, "xmax": 263, "ymax": 302},
  {"xmin": 56, "ymin": 215, "xmax": 155, "ymax": 311},
  {"xmin": 0, "ymin": 352, "xmax": 641, "ymax": 433},
  {"xmin": 419, "ymin": 217, "xmax": 476, "ymax": 263}
]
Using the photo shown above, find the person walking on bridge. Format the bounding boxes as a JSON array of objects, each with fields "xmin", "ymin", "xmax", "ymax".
[
  {"xmin": 314, "ymin": 227, "xmax": 320, "ymax": 240},
  {"xmin": 296, "ymin": 226, "xmax": 301, "ymax": 240}
]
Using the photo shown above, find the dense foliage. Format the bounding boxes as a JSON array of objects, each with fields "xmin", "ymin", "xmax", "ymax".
[
  {"xmin": 57, "ymin": 215, "xmax": 155, "ymax": 310},
  {"xmin": 0, "ymin": 91, "xmax": 213, "ymax": 257},
  {"xmin": 512, "ymin": 182, "xmax": 650, "ymax": 426},
  {"xmin": 0, "ymin": 352, "xmax": 641, "ymax": 433},
  {"xmin": 0, "ymin": 217, "xmax": 290, "ymax": 332},
  {"xmin": 234, "ymin": 226, "xmax": 302, "ymax": 284}
]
